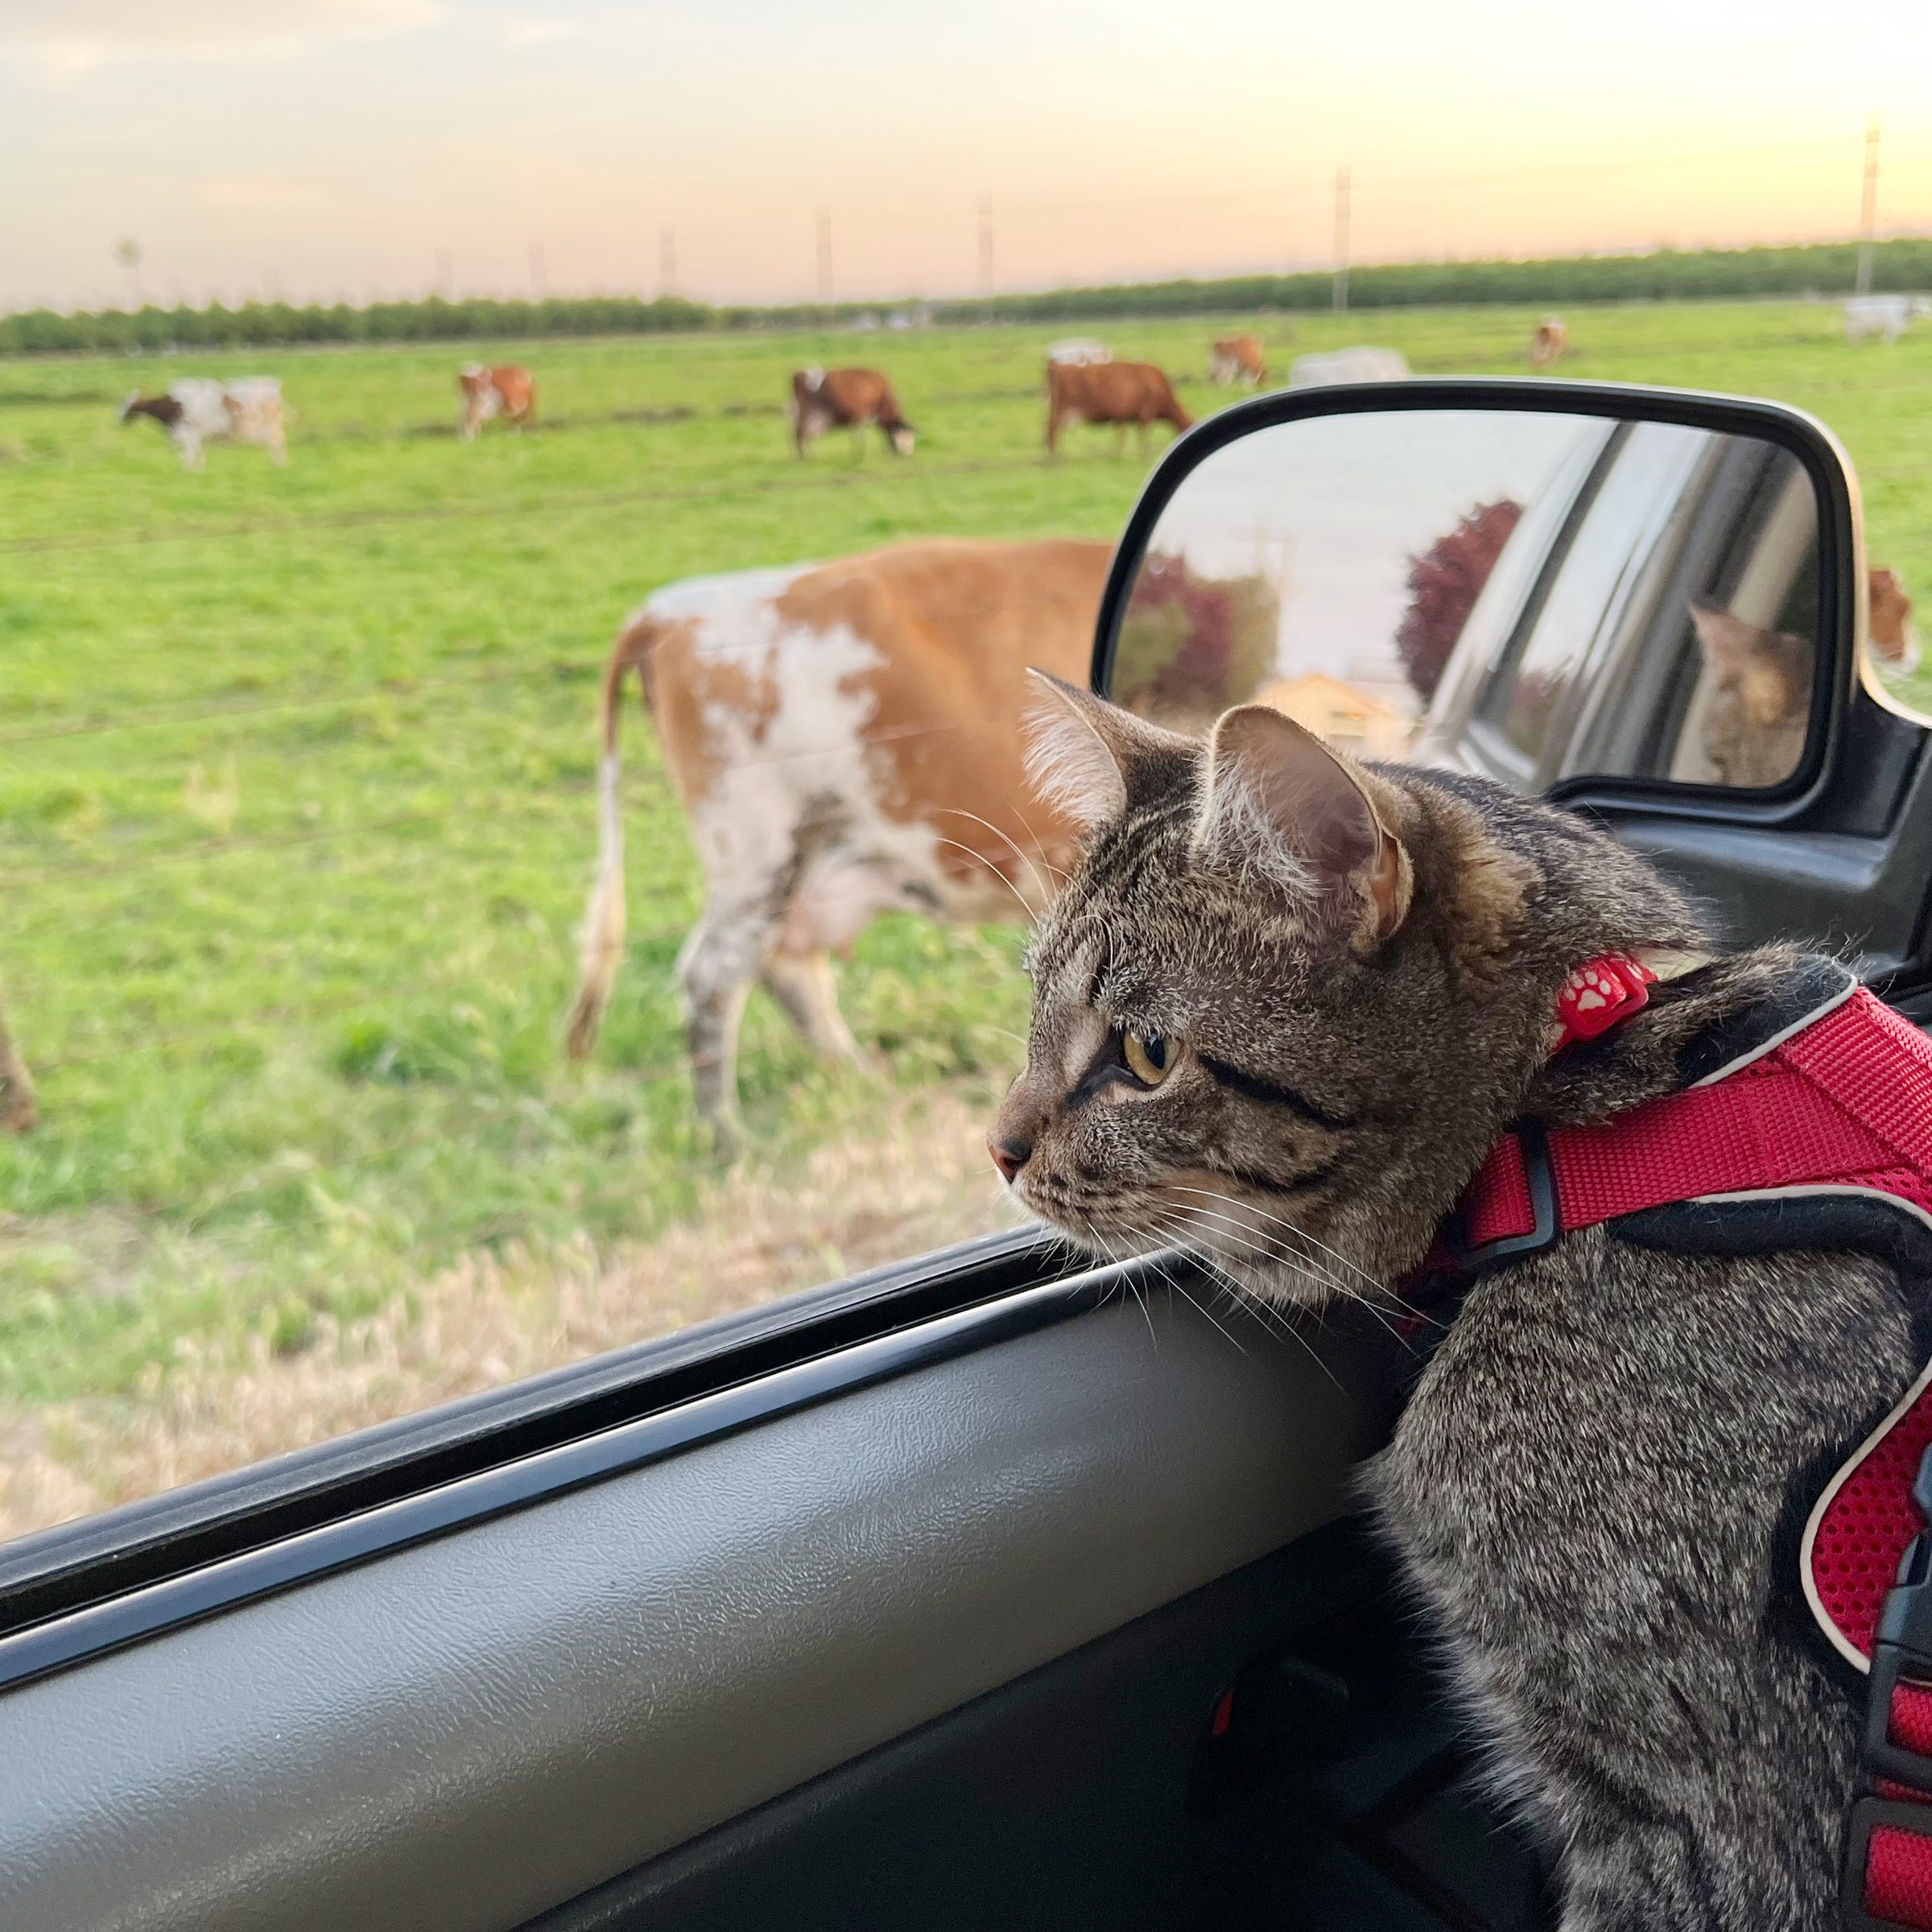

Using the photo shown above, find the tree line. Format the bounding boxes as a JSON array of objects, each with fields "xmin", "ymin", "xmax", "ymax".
[{"xmin": 6, "ymin": 239, "xmax": 1930, "ymax": 357}]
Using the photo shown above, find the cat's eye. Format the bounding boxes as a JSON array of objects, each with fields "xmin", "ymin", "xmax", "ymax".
[{"xmin": 1123, "ymin": 1030, "xmax": 1174, "ymax": 1086}]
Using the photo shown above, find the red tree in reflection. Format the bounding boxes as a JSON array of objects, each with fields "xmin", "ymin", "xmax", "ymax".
[
  {"xmin": 1114, "ymin": 553, "xmax": 1276, "ymax": 723},
  {"xmin": 1397, "ymin": 498, "xmax": 1523, "ymax": 703}
]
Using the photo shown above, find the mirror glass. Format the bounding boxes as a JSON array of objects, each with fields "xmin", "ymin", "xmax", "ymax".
[{"xmin": 1104, "ymin": 409, "xmax": 1824, "ymax": 792}]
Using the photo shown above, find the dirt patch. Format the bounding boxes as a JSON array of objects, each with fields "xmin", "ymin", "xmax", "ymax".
[{"xmin": 0, "ymin": 1092, "xmax": 1018, "ymax": 1543}]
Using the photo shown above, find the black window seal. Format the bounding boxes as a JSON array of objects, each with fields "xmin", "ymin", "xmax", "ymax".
[
  {"xmin": 0, "ymin": 1223, "xmax": 1084, "ymax": 1662},
  {"xmin": 0, "ymin": 1236, "xmax": 1146, "ymax": 1695}
]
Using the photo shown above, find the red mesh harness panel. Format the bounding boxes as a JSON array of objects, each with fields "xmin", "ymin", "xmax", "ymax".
[{"xmin": 1426, "ymin": 964, "xmax": 1932, "ymax": 1926}]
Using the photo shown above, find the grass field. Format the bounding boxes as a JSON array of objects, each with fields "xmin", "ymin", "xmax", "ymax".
[{"xmin": 5, "ymin": 299, "xmax": 1932, "ymax": 1534}]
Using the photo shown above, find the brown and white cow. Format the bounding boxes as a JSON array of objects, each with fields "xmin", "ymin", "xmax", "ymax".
[
  {"xmin": 564, "ymin": 538, "xmax": 1109, "ymax": 1146},
  {"xmin": 0, "ymin": 971, "xmax": 35, "ymax": 1133},
  {"xmin": 458, "ymin": 364, "xmax": 538, "ymax": 440},
  {"xmin": 1528, "ymin": 316, "xmax": 1570, "ymax": 370},
  {"xmin": 1045, "ymin": 360, "xmax": 1193, "ymax": 456},
  {"xmin": 788, "ymin": 366, "xmax": 914, "ymax": 457},
  {"xmin": 1871, "ymin": 567, "xmax": 1919, "ymax": 671},
  {"xmin": 121, "ymin": 378, "xmax": 287, "ymax": 470},
  {"xmin": 1209, "ymin": 334, "xmax": 1267, "ymax": 387}
]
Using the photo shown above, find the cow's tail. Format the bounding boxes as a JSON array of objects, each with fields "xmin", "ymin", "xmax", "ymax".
[{"xmin": 564, "ymin": 613, "xmax": 658, "ymax": 1059}]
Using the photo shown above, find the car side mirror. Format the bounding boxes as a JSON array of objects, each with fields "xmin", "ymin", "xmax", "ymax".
[{"xmin": 1089, "ymin": 381, "xmax": 1869, "ymax": 807}]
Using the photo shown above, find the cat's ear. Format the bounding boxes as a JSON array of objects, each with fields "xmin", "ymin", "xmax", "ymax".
[
  {"xmin": 1193, "ymin": 704, "xmax": 1411, "ymax": 949},
  {"xmin": 1022, "ymin": 671, "xmax": 1175, "ymax": 832},
  {"xmin": 1690, "ymin": 602, "xmax": 1803, "ymax": 725},
  {"xmin": 1689, "ymin": 601, "xmax": 1771, "ymax": 675}
]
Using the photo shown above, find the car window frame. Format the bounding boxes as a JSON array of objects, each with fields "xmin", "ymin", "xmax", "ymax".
[{"xmin": 0, "ymin": 1223, "xmax": 1093, "ymax": 1690}]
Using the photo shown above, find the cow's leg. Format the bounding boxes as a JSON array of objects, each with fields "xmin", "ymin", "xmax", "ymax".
[
  {"xmin": 1114, "ymin": 424, "xmax": 1129, "ymax": 459},
  {"xmin": 679, "ymin": 897, "xmax": 781, "ymax": 1154},
  {"xmin": 761, "ymin": 951, "xmax": 861, "ymax": 1063},
  {"xmin": 0, "ymin": 976, "xmax": 36, "ymax": 1134},
  {"xmin": 266, "ymin": 417, "xmax": 288, "ymax": 466}
]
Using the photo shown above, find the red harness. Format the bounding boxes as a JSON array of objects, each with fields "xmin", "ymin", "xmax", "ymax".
[{"xmin": 1428, "ymin": 958, "xmax": 1932, "ymax": 1929}]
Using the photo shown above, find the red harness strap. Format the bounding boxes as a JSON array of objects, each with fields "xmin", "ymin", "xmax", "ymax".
[{"xmin": 1428, "ymin": 967, "xmax": 1932, "ymax": 1930}]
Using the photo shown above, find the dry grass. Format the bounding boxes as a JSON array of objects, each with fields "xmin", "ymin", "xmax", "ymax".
[{"xmin": 0, "ymin": 1089, "xmax": 1016, "ymax": 1543}]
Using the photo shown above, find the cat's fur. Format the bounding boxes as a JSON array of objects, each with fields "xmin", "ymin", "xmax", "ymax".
[
  {"xmin": 993, "ymin": 675, "xmax": 1916, "ymax": 1930},
  {"xmin": 1689, "ymin": 600, "xmax": 1813, "ymax": 790}
]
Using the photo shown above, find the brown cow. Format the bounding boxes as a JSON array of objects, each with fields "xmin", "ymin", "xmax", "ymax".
[
  {"xmin": 458, "ymin": 364, "xmax": 537, "ymax": 440},
  {"xmin": 564, "ymin": 537, "xmax": 1108, "ymax": 1147},
  {"xmin": 1528, "ymin": 316, "xmax": 1570, "ymax": 370},
  {"xmin": 1045, "ymin": 360, "xmax": 1193, "ymax": 456},
  {"xmin": 1209, "ymin": 334, "xmax": 1267, "ymax": 387},
  {"xmin": 789, "ymin": 366, "xmax": 914, "ymax": 457},
  {"xmin": 0, "ymin": 972, "xmax": 35, "ymax": 1133},
  {"xmin": 1871, "ymin": 567, "xmax": 1919, "ymax": 671}
]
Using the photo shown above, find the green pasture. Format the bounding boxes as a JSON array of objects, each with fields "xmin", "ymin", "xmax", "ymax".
[{"xmin": 3, "ymin": 300, "xmax": 1931, "ymax": 1410}]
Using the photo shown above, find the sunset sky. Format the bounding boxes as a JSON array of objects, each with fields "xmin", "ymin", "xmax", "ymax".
[{"xmin": 4, "ymin": 0, "xmax": 1930, "ymax": 311}]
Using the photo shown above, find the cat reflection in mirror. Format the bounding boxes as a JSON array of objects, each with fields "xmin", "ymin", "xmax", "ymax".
[
  {"xmin": 1686, "ymin": 600, "xmax": 1812, "ymax": 787},
  {"xmin": 1690, "ymin": 569, "xmax": 1918, "ymax": 789},
  {"xmin": 993, "ymin": 672, "xmax": 1902, "ymax": 1930}
]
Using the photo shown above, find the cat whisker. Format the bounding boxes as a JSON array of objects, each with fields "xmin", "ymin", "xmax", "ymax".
[
  {"xmin": 1155, "ymin": 1200, "xmax": 1411, "ymax": 1346},
  {"xmin": 1164, "ymin": 1183, "xmax": 1390, "ymax": 1299},
  {"xmin": 930, "ymin": 837, "xmax": 1040, "ymax": 921},
  {"xmin": 1137, "ymin": 1213, "xmax": 1352, "ymax": 1395},
  {"xmin": 931, "ymin": 806, "xmax": 1068, "ymax": 892}
]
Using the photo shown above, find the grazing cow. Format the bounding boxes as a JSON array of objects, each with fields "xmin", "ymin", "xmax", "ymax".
[
  {"xmin": 1528, "ymin": 315, "xmax": 1570, "ymax": 369},
  {"xmin": 458, "ymin": 363, "xmax": 538, "ymax": 440},
  {"xmin": 788, "ymin": 366, "xmax": 914, "ymax": 457},
  {"xmin": 1209, "ymin": 334, "xmax": 1267, "ymax": 387},
  {"xmin": 1287, "ymin": 346, "xmax": 1412, "ymax": 388},
  {"xmin": 0, "ymin": 972, "xmax": 34, "ymax": 1134},
  {"xmin": 564, "ymin": 537, "xmax": 1110, "ymax": 1146},
  {"xmin": 1047, "ymin": 338, "xmax": 1113, "ymax": 366},
  {"xmin": 1844, "ymin": 295, "xmax": 1932, "ymax": 345},
  {"xmin": 1044, "ymin": 360, "xmax": 1192, "ymax": 456},
  {"xmin": 120, "ymin": 378, "xmax": 287, "ymax": 470},
  {"xmin": 1871, "ymin": 566, "xmax": 1919, "ymax": 671}
]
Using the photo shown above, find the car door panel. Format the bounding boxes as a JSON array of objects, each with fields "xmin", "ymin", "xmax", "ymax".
[
  {"xmin": 0, "ymin": 1280, "xmax": 1397, "ymax": 1932},
  {"xmin": 534, "ymin": 1521, "xmax": 1553, "ymax": 1932}
]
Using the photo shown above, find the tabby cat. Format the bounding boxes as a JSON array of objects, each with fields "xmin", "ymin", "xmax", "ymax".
[{"xmin": 992, "ymin": 674, "xmax": 1912, "ymax": 1930}]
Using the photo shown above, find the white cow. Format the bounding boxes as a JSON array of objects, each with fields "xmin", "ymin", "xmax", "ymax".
[
  {"xmin": 1845, "ymin": 295, "xmax": 1932, "ymax": 345},
  {"xmin": 1288, "ymin": 346, "xmax": 1413, "ymax": 388},
  {"xmin": 1047, "ymin": 338, "xmax": 1113, "ymax": 366},
  {"xmin": 120, "ymin": 378, "xmax": 287, "ymax": 469}
]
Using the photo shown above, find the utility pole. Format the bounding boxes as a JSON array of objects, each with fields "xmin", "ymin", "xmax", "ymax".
[
  {"xmin": 1856, "ymin": 115, "xmax": 1880, "ymax": 296},
  {"xmin": 1332, "ymin": 163, "xmax": 1352, "ymax": 312},
  {"xmin": 529, "ymin": 242, "xmax": 547, "ymax": 299},
  {"xmin": 659, "ymin": 225, "xmax": 676, "ymax": 298},
  {"xmin": 111, "ymin": 237, "xmax": 142, "ymax": 310},
  {"xmin": 815, "ymin": 204, "xmax": 834, "ymax": 316},
  {"xmin": 977, "ymin": 192, "xmax": 995, "ymax": 307}
]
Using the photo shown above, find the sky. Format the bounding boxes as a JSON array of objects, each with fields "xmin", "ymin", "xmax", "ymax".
[{"xmin": 4, "ymin": 0, "xmax": 1931, "ymax": 311}]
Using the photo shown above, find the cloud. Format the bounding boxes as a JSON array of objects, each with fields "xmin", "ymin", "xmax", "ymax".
[
  {"xmin": 505, "ymin": 19, "xmax": 578, "ymax": 46},
  {"xmin": 0, "ymin": 0, "xmax": 444, "ymax": 72},
  {"xmin": 198, "ymin": 175, "xmax": 336, "ymax": 213}
]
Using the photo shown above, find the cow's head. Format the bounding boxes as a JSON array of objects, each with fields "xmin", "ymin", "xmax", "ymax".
[
  {"xmin": 890, "ymin": 423, "xmax": 915, "ymax": 456},
  {"xmin": 118, "ymin": 390, "xmax": 142, "ymax": 423}
]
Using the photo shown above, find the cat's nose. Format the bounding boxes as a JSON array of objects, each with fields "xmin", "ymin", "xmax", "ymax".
[{"xmin": 989, "ymin": 1133, "xmax": 1031, "ymax": 1184}]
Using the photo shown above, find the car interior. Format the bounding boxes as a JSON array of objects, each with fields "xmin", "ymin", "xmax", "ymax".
[{"xmin": 4, "ymin": 380, "xmax": 1931, "ymax": 1932}]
